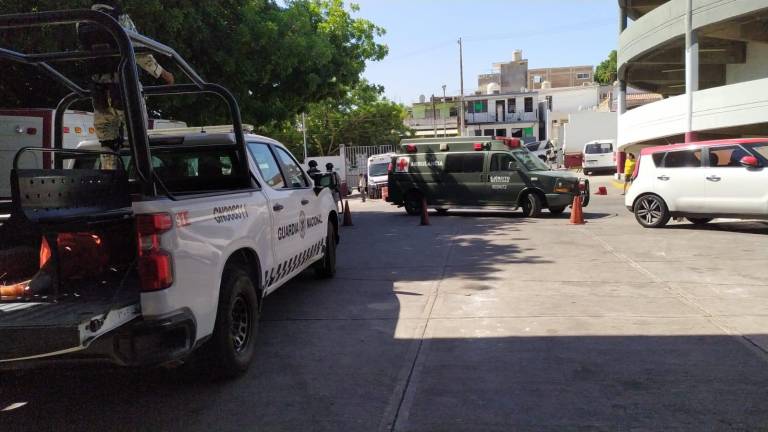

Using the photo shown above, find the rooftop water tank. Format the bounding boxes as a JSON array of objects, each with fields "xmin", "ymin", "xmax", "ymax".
[
  {"xmin": 486, "ymin": 82, "xmax": 500, "ymax": 94},
  {"xmin": 541, "ymin": 80, "xmax": 552, "ymax": 89}
]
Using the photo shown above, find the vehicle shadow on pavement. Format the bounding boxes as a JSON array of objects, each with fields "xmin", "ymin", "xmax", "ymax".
[
  {"xmin": 2, "ymin": 205, "xmax": 768, "ymax": 431},
  {"xmin": 664, "ymin": 220, "xmax": 768, "ymax": 235}
]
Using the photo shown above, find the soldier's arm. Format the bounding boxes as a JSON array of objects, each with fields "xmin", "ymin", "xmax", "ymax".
[{"xmin": 119, "ymin": 14, "xmax": 174, "ymax": 83}]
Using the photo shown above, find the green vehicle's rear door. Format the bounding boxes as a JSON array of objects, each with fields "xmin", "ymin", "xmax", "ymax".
[
  {"xmin": 484, "ymin": 152, "xmax": 526, "ymax": 207},
  {"xmin": 441, "ymin": 152, "xmax": 486, "ymax": 206}
]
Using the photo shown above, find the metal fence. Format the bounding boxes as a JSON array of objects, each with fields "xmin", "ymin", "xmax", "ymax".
[{"xmin": 341, "ymin": 144, "xmax": 395, "ymax": 189}]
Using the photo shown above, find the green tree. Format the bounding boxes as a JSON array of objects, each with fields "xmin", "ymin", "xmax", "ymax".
[
  {"xmin": 595, "ymin": 50, "xmax": 617, "ymax": 85},
  {"xmin": 0, "ymin": 0, "xmax": 388, "ymax": 126},
  {"xmin": 271, "ymin": 81, "xmax": 411, "ymax": 158}
]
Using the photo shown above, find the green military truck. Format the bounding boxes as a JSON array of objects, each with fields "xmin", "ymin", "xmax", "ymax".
[{"xmin": 387, "ymin": 137, "xmax": 589, "ymax": 216}]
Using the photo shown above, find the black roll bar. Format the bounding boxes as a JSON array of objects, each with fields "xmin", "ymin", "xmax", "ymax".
[{"xmin": 0, "ymin": 9, "xmax": 249, "ymax": 197}]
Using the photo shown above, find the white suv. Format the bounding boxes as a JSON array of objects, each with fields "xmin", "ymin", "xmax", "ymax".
[{"xmin": 626, "ymin": 139, "xmax": 768, "ymax": 228}]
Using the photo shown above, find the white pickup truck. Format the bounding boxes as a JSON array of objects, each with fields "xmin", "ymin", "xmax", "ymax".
[
  {"xmin": 0, "ymin": 130, "xmax": 340, "ymax": 376},
  {"xmin": 0, "ymin": 7, "xmax": 342, "ymax": 377}
]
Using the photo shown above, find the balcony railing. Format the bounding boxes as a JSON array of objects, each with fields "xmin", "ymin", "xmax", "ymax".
[
  {"xmin": 405, "ymin": 116, "xmax": 459, "ymax": 128},
  {"xmin": 465, "ymin": 111, "xmax": 537, "ymax": 124}
]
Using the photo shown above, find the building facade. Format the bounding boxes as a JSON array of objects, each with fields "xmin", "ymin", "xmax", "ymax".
[
  {"xmin": 528, "ymin": 65, "xmax": 595, "ymax": 90},
  {"xmin": 404, "ymin": 95, "xmax": 460, "ymax": 137},
  {"xmin": 617, "ymin": 0, "xmax": 768, "ymax": 158},
  {"xmin": 463, "ymin": 91, "xmax": 539, "ymax": 139},
  {"xmin": 478, "ymin": 50, "xmax": 529, "ymax": 94}
]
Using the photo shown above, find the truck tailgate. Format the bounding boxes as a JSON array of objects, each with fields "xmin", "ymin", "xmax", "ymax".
[{"xmin": 0, "ymin": 295, "xmax": 140, "ymax": 362}]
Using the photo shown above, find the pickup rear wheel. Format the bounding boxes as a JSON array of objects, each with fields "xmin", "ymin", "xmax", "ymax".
[
  {"xmin": 204, "ymin": 265, "xmax": 259, "ymax": 378},
  {"xmin": 404, "ymin": 191, "xmax": 423, "ymax": 216},
  {"xmin": 315, "ymin": 222, "xmax": 337, "ymax": 278}
]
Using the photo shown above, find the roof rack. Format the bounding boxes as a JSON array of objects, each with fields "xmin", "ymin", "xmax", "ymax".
[{"xmin": 0, "ymin": 9, "xmax": 249, "ymax": 196}]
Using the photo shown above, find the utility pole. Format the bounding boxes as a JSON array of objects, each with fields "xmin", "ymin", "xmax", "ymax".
[
  {"xmin": 301, "ymin": 112, "xmax": 308, "ymax": 163},
  {"xmin": 432, "ymin": 94, "xmax": 437, "ymax": 137},
  {"xmin": 442, "ymin": 84, "xmax": 447, "ymax": 137},
  {"xmin": 458, "ymin": 37, "xmax": 465, "ymax": 136}
]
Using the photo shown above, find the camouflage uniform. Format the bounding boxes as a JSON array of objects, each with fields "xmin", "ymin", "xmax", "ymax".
[{"xmin": 85, "ymin": 13, "xmax": 166, "ymax": 169}]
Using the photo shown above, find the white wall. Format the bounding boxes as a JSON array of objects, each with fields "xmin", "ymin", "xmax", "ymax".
[
  {"xmin": 618, "ymin": 77, "xmax": 768, "ymax": 149},
  {"xmin": 726, "ymin": 41, "xmax": 768, "ymax": 85},
  {"xmin": 540, "ymin": 86, "xmax": 600, "ymax": 114},
  {"xmin": 563, "ymin": 111, "xmax": 617, "ymax": 154}
]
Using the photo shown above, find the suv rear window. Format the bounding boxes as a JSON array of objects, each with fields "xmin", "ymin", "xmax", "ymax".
[
  {"xmin": 445, "ymin": 154, "xmax": 484, "ymax": 173},
  {"xmin": 661, "ymin": 150, "xmax": 702, "ymax": 168},
  {"xmin": 585, "ymin": 143, "xmax": 612, "ymax": 154}
]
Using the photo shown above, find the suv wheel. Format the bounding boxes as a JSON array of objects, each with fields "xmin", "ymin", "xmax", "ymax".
[
  {"xmin": 521, "ymin": 193, "xmax": 543, "ymax": 217},
  {"xmin": 404, "ymin": 191, "xmax": 423, "ymax": 216},
  {"xmin": 634, "ymin": 194, "xmax": 670, "ymax": 228},
  {"xmin": 687, "ymin": 217, "xmax": 713, "ymax": 225},
  {"xmin": 204, "ymin": 265, "xmax": 259, "ymax": 378},
  {"xmin": 315, "ymin": 222, "xmax": 337, "ymax": 278}
]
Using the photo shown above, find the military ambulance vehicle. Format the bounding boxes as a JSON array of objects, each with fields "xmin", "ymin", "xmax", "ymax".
[{"xmin": 387, "ymin": 137, "xmax": 588, "ymax": 216}]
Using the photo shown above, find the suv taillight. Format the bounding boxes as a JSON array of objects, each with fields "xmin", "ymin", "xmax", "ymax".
[
  {"xmin": 136, "ymin": 213, "xmax": 174, "ymax": 291},
  {"xmin": 632, "ymin": 156, "xmax": 641, "ymax": 179}
]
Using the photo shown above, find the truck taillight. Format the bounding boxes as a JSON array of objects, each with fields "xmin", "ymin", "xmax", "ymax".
[
  {"xmin": 136, "ymin": 213, "xmax": 174, "ymax": 291},
  {"xmin": 387, "ymin": 162, "xmax": 393, "ymax": 173}
]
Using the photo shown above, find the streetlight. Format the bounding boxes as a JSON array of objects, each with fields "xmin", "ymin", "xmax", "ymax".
[{"xmin": 442, "ymin": 84, "xmax": 447, "ymax": 137}]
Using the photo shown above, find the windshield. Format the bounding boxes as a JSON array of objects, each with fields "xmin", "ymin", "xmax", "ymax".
[
  {"xmin": 511, "ymin": 149, "xmax": 550, "ymax": 171},
  {"xmin": 368, "ymin": 162, "xmax": 389, "ymax": 177},
  {"xmin": 745, "ymin": 142, "xmax": 768, "ymax": 162},
  {"xmin": 585, "ymin": 142, "xmax": 613, "ymax": 154}
]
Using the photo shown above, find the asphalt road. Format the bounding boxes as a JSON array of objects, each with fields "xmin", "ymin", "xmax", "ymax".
[{"xmin": 3, "ymin": 176, "xmax": 768, "ymax": 431}]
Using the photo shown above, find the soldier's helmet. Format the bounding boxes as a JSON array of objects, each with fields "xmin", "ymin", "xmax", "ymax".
[
  {"xmin": 325, "ymin": 163, "xmax": 334, "ymax": 171},
  {"xmin": 308, "ymin": 160, "xmax": 318, "ymax": 168}
]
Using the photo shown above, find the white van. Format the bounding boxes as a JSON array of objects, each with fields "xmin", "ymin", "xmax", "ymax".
[
  {"xmin": 582, "ymin": 139, "xmax": 616, "ymax": 175},
  {"xmin": 367, "ymin": 152, "xmax": 395, "ymax": 198}
]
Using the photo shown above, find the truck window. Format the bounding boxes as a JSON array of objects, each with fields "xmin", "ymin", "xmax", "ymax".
[
  {"xmin": 490, "ymin": 153, "xmax": 515, "ymax": 171},
  {"xmin": 247, "ymin": 143, "xmax": 285, "ymax": 188},
  {"xmin": 150, "ymin": 148, "xmax": 244, "ymax": 193},
  {"xmin": 445, "ymin": 154, "xmax": 484, "ymax": 173},
  {"xmin": 584, "ymin": 143, "xmax": 612, "ymax": 154},
  {"xmin": 274, "ymin": 146, "xmax": 309, "ymax": 188}
]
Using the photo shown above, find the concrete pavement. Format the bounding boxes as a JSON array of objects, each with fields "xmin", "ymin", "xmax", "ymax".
[{"xmin": 2, "ymin": 179, "xmax": 768, "ymax": 431}]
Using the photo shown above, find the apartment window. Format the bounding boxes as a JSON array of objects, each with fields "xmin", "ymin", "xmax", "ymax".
[
  {"xmin": 468, "ymin": 100, "xmax": 488, "ymax": 113},
  {"xmin": 524, "ymin": 97, "xmax": 533, "ymax": 113},
  {"xmin": 449, "ymin": 106, "xmax": 458, "ymax": 117},
  {"xmin": 576, "ymin": 72, "xmax": 591, "ymax": 80},
  {"xmin": 545, "ymin": 95, "xmax": 553, "ymax": 111},
  {"xmin": 483, "ymin": 129, "xmax": 494, "ymax": 136},
  {"xmin": 533, "ymin": 75, "xmax": 542, "ymax": 84},
  {"xmin": 507, "ymin": 98, "xmax": 516, "ymax": 113}
]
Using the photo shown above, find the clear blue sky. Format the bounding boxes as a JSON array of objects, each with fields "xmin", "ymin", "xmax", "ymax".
[{"xmin": 353, "ymin": 0, "xmax": 619, "ymax": 104}]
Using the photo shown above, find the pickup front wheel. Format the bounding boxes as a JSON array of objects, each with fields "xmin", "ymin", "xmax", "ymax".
[{"xmin": 204, "ymin": 265, "xmax": 259, "ymax": 378}]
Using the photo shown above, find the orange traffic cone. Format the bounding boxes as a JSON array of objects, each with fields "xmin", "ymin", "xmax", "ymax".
[
  {"xmin": 342, "ymin": 200, "xmax": 353, "ymax": 226},
  {"xmin": 420, "ymin": 197, "xmax": 430, "ymax": 226},
  {"xmin": 570, "ymin": 195, "xmax": 585, "ymax": 225},
  {"xmin": 596, "ymin": 186, "xmax": 608, "ymax": 195}
]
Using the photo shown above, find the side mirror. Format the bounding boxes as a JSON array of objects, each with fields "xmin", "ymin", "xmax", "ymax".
[{"xmin": 740, "ymin": 155, "xmax": 760, "ymax": 168}]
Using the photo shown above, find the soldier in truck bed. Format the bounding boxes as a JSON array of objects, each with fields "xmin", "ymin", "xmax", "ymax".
[{"xmin": 78, "ymin": 2, "xmax": 174, "ymax": 169}]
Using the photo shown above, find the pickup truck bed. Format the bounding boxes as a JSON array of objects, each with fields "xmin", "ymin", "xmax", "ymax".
[{"xmin": 0, "ymin": 284, "xmax": 140, "ymax": 362}]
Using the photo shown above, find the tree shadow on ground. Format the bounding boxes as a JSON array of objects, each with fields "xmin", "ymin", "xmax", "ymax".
[{"xmin": 2, "ymin": 207, "xmax": 768, "ymax": 431}]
